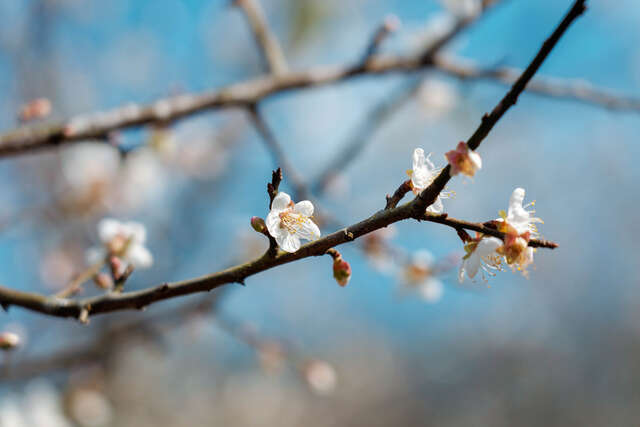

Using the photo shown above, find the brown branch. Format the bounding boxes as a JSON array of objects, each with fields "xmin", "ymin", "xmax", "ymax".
[
  {"xmin": 233, "ymin": 0, "xmax": 288, "ymax": 75},
  {"xmin": 0, "ymin": 3, "xmax": 498, "ymax": 158},
  {"xmin": 413, "ymin": 0, "xmax": 587, "ymax": 215},
  {"xmin": 385, "ymin": 180, "xmax": 412, "ymax": 210},
  {"xmin": 435, "ymin": 55, "xmax": 640, "ymax": 112},
  {"xmin": 0, "ymin": 1, "xmax": 580, "ymax": 319}
]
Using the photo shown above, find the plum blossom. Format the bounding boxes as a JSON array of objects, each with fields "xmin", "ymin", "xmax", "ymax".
[
  {"xmin": 86, "ymin": 218, "xmax": 153, "ymax": 270},
  {"xmin": 458, "ymin": 236, "xmax": 503, "ymax": 283},
  {"xmin": 445, "ymin": 141, "xmax": 482, "ymax": 177},
  {"xmin": 402, "ymin": 250, "xmax": 444, "ymax": 303},
  {"xmin": 266, "ymin": 192, "xmax": 321, "ymax": 253},
  {"xmin": 497, "ymin": 187, "xmax": 543, "ymax": 236},
  {"xmin": 408, "ymin": 148, "xmax": 452, "ymax": 214}
]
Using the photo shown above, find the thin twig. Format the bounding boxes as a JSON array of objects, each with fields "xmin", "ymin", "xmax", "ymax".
[
  {"xmin": 233, "ymin": 0, "xmax": 288, "ymax": 75},
  {"xmin": 361, "ymin": 15, "xmax": 401, "ymax": 63},
  {"xmin": 55, "ymin": 258, "xmax": 106, "ymax": 298}
]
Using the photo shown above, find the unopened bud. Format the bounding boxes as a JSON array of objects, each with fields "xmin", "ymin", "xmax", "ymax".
[
  {"xmin": 19, "ymin": 98, "xmax": 52, "ymax": 121},
  {"xmin": 333, "ymin": 257, "xmax": 352, "ymax": 287},
  {"xmin": 250, "ymin": 216, "xmax": 267, "ymax": 234},
  {"xmin": 93, "ymin": 273, "xmax": 114, "ymax": 290},
  {"xmin": 0, "ymin": 332, "xmax": 20, "ymax": 350}
]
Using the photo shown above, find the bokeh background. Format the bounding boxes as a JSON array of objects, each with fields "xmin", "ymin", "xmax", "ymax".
[{"xmin": 1, "ymin": 0, "xmax": 639, "ymax": 426}]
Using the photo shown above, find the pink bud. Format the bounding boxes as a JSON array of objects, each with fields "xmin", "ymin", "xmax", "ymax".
[
  {"xmin": 250, "ymin": 216, "xmax": 267, "ymax": 234},
  {"xmin": 0, "ymin": 332, "xmax": 20, "ymax": 350},
  {"xmin": 445, "ymin": 141, "xmax": 482, "ymax": 177},
  {"xmin": 18, "ymin": 98, "xmax": 51, "ymax": 121},
  {"xmin": 333, "ymin": 257, "xmax": 352, "ymax": 287}
]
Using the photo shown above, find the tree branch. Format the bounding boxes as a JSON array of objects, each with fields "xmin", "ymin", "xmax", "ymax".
[
  {"xmin": 0, "ymin": 1, "xmax": 582, "ymax": 320},
  {"xmin": 233, "ymin": 0, "xmax": 288, "ymax": 75},
  {"xmin": 413, "ymin": 0, "xmax": 587, "ymax": 214}
]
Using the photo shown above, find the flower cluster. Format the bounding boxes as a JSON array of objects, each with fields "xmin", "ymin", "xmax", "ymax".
[
  {"xmin": 87, "ymin": 218, "xmax": 153, "ymax": 271},
  {"xmin": 459, "ymin": 188, "xmax": 543, "ymax": 282}
]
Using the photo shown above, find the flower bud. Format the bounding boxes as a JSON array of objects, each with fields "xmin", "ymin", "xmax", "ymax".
[
  {"xmin": 333, "ymin": 257, "xmax": 352, "ymax": 287},
  {"xmin": 445, "ymin": 141, "xmax": 482, "ymax": 177},
  {"xmin": 19, "ymin": 98, "xmax": 51, "ymax": 121},
  {"xmin": 250, "ymin": 216, "xmax": 267, "ymax": 234},
  {"xmin": 0, "ymin": 332, "xmax": 20, "ymax": 350}
]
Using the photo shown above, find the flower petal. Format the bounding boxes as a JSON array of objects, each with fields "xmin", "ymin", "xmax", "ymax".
[
  {"xmin": 464, "ymin": 254, "xmax": 481, "ymax": 278},
  {"xmin": 124, "ymin": 221, "xmax": 147, "ymax": 244},
  {"xmin": 293, "ymin": 200, "xmax": 314, "ymax": 217},
  {"xmin": 468, "ymin": 150, "xmax": 482, "ymax": 170},
  {"xmin": 277, "ymin": 232, "xmax": 301, "ymax": 253},
  {"xmin": 419, "ymin": 278, "xmax": 444, "ymax": 303},
  {"xmin": 271, "ymin": 192, "xmax": 291, "ymax": 211},
  {"xmin": 296, "ymin": 218, "xmax": 321, "ymax": 241},
  {"xmin": 127, "ymin": 244, "xmax": 153, "ymax": 269},
  {"xmin": 265, "ymin": 212, "xmax": 284, "ymax": 238},
  {"xmin": 476, "ymin": 237, "xmax": 503, "ymax": 257},
  {"xmin": 426, "ymin": 197, "xmax": 444, "ymax": 214},
  {"xmin": 86, "ymin": 246, "xmax": 106, "ymax": 265},
  {"xmin": 98, "ymin": 218, "xmax": 121, "ymax": 243}
]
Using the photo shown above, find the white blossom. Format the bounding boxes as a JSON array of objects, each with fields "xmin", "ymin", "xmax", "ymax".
[
  {"xmin": 266, "ymin": 192, "xmax": 321, "ymax": 253},
  {"xmin": 408, "ymin": 148, "xmax": 451, "ymax": 214},
  {"xmin": 87, "ymin": 218, "xmax": 153, "ymax": 269},
  {"xmin": 441, "ymin": 0, "xmax": 482, "ymax": 18},
  {"xmin": 498, "ymin": 187, "xmax": 543, "ymax": 236},
  {"xmin": 458, "ymin": 237, "xmax": 503, "ymax": 282}
]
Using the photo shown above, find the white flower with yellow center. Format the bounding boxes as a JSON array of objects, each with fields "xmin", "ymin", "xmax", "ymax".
[
  {"xmin": 266, "ymin": 192, "xmax": 321, "ymax": 253},
  {"xmin": 86, "ymin": 218, "xmax": 153, "ymax": 269},
  {"xmin": 408, "ymin": 148, "xmax": 452, "ymax": 214},
  {"xmin": 498, "ymin": 188, "xmax": 543, "ymax": 236},
  {"xmin": 458, "ymin": 237, "xmax": 503, "ymax": 283}
]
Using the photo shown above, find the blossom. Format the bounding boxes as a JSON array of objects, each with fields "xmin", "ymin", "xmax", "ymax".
[
  {"xmin": 87, "ymin": 218, "xmax": 153, "ymax": 269},
  {"xmin": 499, "ymin": 228, "xmax": 535, "ymax": 273},
  {"xmin": 458, "ymin": 236, "xmax": 503, "ymax": 282},
  {"xmin": 497, "ymin": 187, "xmax": 543, "ymax": 236},
  {"xmin": 407, "ymin": 148, "xmax": 452, "ymax": 214},
  {"xmin": 403, "ymin": 250, "xmax": 444, "ymax": 303},
  {"xmin": 417, "ymin": 78, "xmax": 458, "ymax": 120},
  {"xmin": 445, "ymin": 141, "xmax": 482, "ymax": 177},
  {"xmin": 266, "ymin": 192, "xmax": 321, "ymax": 253},
  {"xmin": 302, "ymin": 360, "xmax": 337, "ymax": 395}
]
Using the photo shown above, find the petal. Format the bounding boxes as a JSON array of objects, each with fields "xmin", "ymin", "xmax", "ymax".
[
  {"xmin": 126, "ymin": 244, "xmax": 153, "ymax": 269},
  {"xmin": 296, "ymin": 218, "xmax": 321, "ymax": 241},
  {"xmin": 507, "ymin": 188, "xmax": 526, "ymax": 217},
  {"xmin": 98, "ymin": 218, "xmax": 121, "ymax": 243},
  {"xmin": 265, "ymin": 212, "xmax": 283, "ymax": 238},
  {"xmin": 458, "ymin": 265, "xmax": 466, "ymax": 283},
  {"xmin": 277, "ymin": 232, "xmax": 301, "ymax": 253},
  {"xmin": 465, "ymin": 254, "xmax": 481, "ymax": 278},
  {"xmin": 124, "ymin": 221, "xmax": 147, "ymax": 244},
  {"xmin": 419, "ymin": 278, "xmax": 443, "ymax": 303},
  {"xmin": 412, "ymin": 148, "xmax": 426, "ymax": 171},
  {"xmin": 426, "ymin": 197, "xmax": 444, "ymax": 214},
  {"xmin": 468, "ymin": 150, "xmax": 482, "ymax": 170},
  {"xmin": 271, "ymin": 192, "xmax": 291, "ymax": 211},
  {"xmin": 413, "ymin": 250, "xmax": 434, "ymax": 269},
  {"xmin": 476, "ymin": 237, "xmax": 503, "ymax": 257},
  {"xmin": 293, "ymin": 200, "xmax": 314, "ymax": 217}
]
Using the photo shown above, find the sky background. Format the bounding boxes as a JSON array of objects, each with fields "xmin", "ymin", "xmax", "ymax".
[{"xmin": 0, "ymin": 0, "xmax": 639, "ymax": 426}]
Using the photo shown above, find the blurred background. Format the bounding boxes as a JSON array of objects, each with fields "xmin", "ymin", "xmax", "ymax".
[{"xmin": 0, "ymin": 0, "xmax": 639, "ymax": 425}]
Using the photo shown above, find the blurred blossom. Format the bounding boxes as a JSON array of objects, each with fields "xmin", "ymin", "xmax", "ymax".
[
  {"xmin": 0, "ymin": 331, "xmax": 20, "ymax": 350},
  {"xmin": 66, "ymin": 388, "xmax": 113, "ymax": 427},
  {"xmin": 301, "ymin": 359, "xmax": 338, "ymax": 395},
  {"xmin": 175, "ymin": 136, "xmax": 229, "ymax": 180},
  {"xmin": 323, "ymin": 172, "xmax": 351, "ymax": 200},
  {"xmin": 18, "ymin": 98, "xmax": 52, "ymax": 122},
  {"xmin": 117, "ymin": 148, "xmax": 168, "ymax": 212},
  {"xmin": 39, "ymin": 248, "xmax": 75, "ymax": 290},
  {"xmin": 22, "ymin": 380, "xmax": 72, "ymax": 427},
  {"xmin": 362, "ymin": 225, "xmax": 397, "ymax": 273},
  {"xmin": 401, "ymin": 250, "xmax": 444, "ymax": 303},
  {"xmin": 0, "ymin": 395, "xmax": 27, "ymax": 427},
  {"xmin": 86, "ymin": 218, "xmax": 153, "ymax": 270},
  {"xmin": 257, "ymin": 342, "xmax": 287, "ymax": 374},
  {"xmin": 60, "ymin": 144, "xmax": 120, "ymax": 213},
  {"xmin": 417, "ymin": 78, "xmax": 458, "ymax": 120}
]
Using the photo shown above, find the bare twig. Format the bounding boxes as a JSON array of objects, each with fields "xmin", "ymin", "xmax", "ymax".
[
  {"xmin": 233, "ymin": 0, "xmax": 288, "ymax": 75},
  {"xmin": 362, "ymin": 15, "xmax": 401, "ymax": 63},
  {"xmin": 55, "ymin": 258, "xmax": 106, "ymax": 298},
  {"xmin": 435, "ymin": 55, "xmax": 640, "ymax": 111}
]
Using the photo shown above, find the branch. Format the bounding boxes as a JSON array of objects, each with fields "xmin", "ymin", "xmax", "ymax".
[
  {"xmin": 0, "ymin": 1, "xmax": 581, "ymax": 319},
  {"xmin": 0, "ymin": 2, "xmax": 497, "ymax": 158},
  {"xmin": 361, "ymin": 15, "xmax": 401, "ymax": 63},
  {"xmin": 435, "ymin": 55, "xmax": 640, "ymax": 112},
  {"xmin": 413, "ymin": 0, "xmax": 587, "ymax": 214},
  {"xmin": 233, "ymin": 0, "xmax": 288, "ymax": 75}
]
